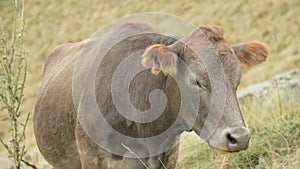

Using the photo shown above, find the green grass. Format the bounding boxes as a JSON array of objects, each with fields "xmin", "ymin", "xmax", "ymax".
[{"xmin": 0, "ymin": 0, "xmax": 299, "ymax": 168}]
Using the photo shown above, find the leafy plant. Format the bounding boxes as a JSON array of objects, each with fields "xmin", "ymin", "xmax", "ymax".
[{"xmin": 0, "ymin": 0, "xmax": 35, "ymax": 168}]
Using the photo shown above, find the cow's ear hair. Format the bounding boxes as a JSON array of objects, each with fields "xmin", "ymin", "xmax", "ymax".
[
  {"xmin": 142, "ymin": 44, "xmax": 178, "ymax": 75},
  {"xmin": 232, "ymin": 41, "xmax": 269, "ymax": 69}
]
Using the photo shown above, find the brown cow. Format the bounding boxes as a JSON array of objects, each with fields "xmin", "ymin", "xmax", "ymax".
[{"xmin": 34, "ymin": 22, "xmax": 268, "ymax": 169}]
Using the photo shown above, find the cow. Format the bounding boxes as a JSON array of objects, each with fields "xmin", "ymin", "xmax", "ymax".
[{"xmin": 34, "ymin": 21, "xmax": 269, "ymax": 169}]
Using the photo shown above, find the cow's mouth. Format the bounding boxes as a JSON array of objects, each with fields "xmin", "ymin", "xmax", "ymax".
[
  {"xmin": 194, "ymin": 127, "xmax": 251, "ymax": 153},
  {"xmin": 207, "ymin": 142, "xmax": 249, "ymax": 153}
]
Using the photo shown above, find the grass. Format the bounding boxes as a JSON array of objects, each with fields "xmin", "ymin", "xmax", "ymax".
[
  {"xmin": 178, "ymin": 96, "xmax": 300, "ymax": 169},
  {"xmin": 0, "ymin": 0, "xmax": 299, "ymax": 168}
]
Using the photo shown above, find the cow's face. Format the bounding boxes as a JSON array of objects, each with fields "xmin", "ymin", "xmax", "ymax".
[{"xmin": 141, "ymin": 26, "xmax": 269, "ymax": 152}]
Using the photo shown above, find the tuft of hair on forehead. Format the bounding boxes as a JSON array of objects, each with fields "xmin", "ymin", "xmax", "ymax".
[{"xmin": 199, "ymin": 26, "xmax": 225, "ymax": 42}]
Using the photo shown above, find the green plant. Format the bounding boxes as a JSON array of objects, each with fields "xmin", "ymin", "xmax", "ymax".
[{"xmin": 0, "ymin": 0, "xmax": 35, "ymax": 168}]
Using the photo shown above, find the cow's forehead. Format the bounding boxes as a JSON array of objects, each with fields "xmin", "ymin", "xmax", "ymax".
[
  {"xmin": 198, "ymin": 26, "xmax": 231, "ymax": 52},
  {"xmin": 181, "ymin": 27, "xmax": 241, "ymax": 83}
]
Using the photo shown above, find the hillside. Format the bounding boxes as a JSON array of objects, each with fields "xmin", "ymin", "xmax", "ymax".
[{"xmin": 0, "ymin": 0, "xmax": 299, "ymax": 168}]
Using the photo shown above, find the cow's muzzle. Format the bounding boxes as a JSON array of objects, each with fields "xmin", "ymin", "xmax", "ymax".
[{"xmin": 222, "ymin": 127, "xmax": 251, "ymax": 152}]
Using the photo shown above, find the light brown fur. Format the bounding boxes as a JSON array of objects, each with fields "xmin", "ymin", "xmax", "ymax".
[
  {"xmin": 34, "ymin": 22, "xmax": 268, "ymax": 169},
  {"xmin": 142, "ymin": 44, "xmax": 178, "ymax": 75},
  {"xmin": 233, "ymin": 41, "xmax": 269, "ymax": 69}
]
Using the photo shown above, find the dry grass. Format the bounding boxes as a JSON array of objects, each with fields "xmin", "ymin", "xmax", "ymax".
[
  {"xmin": 178, "ymin": 95, "xmax": 300, "ymax": 169},
  {"xmin": 0, "ymin": 0, "xmax": 299, "ymax": 168}
]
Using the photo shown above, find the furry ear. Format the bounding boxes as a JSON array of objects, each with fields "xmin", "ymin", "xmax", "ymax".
[
  {"xmin": 232, "ymin": 41, "xmax": 269, "ymax": 69},
  {"xmin": 142, "ymin": 44, "xmax": 178, "ymax": 75}
]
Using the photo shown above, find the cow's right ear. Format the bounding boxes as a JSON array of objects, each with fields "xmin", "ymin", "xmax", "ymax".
[{"xmin": 142, "ymin": 44, "xmax": 178, "ymax": 75}]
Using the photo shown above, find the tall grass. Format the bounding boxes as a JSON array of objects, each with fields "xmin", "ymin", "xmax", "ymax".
[
  {"xmin": 0, "ymin": 0, "xmax": 36, "ymax": 168},
  {"xmin": 178, "ymin": 89, "xmax": 300, "ymax": 169}
]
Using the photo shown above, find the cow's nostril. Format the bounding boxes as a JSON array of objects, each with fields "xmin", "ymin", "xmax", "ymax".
[
  {"xmin": 226, "ymin": 133, "xmax": 237, "ymax": 145},
  {"xmin": 222, "ymin": 127, "xmax": 251, "ymax": 152}
]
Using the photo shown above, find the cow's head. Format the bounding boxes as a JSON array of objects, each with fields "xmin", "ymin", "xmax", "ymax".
[{"xmin": 141, "ymin": 26, "xmax": 269, "ymax": 152}]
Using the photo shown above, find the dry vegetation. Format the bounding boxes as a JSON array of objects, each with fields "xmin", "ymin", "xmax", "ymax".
[{"xmin": 0, "ymin": 0, "xmax": 299, "ymax": 168}]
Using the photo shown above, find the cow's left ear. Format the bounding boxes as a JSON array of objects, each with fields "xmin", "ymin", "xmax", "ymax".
[
  {"xmin": 232, "ymin": 41, "xmax": 269, "ymax": 69},
  {"xmin": 142, "ymin": 44, "xmax": 178, "ymax": 75}
]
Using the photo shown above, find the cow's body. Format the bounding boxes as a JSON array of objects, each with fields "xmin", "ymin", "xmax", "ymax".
[{"xmin": 34, "ymin": 22, "xmax": 268, "ymax": 169}]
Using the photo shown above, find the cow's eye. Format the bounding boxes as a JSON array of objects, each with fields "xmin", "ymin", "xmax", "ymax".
[{"xmin": 190, "ymin": 79, "xmax": 202, "ymax": 88}]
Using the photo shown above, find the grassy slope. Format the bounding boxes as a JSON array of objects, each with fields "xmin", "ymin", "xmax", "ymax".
[{"xmin": 0, "ymin": 0, "xmax": 299, "ymax": 168}]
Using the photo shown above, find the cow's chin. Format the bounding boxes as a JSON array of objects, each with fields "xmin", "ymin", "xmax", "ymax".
[
  {"xmin": 206, "ymin": 141, "xmax": 231, "ymax": 153},
  {"xmin": 207, "ymin": 143, "xmax": 238, "ymax": 154},
  {"xmin": 193, "ymin": 130, "xmax": 228, "ymax": 153}
]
